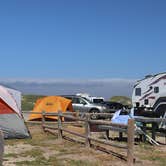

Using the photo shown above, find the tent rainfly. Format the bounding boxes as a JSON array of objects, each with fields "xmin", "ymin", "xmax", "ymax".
[
  {"xmin": 28, "ymin": 96, "xmax": 74, "ymax": 121},
  {"xmin": 0, "ymin": 85, "xmax": 30, "ymax": 139}
]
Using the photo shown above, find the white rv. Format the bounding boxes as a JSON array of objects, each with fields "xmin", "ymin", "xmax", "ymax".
[{"xmin": 132, "ymin": 72, "xmax": 166, "ymax": 118}]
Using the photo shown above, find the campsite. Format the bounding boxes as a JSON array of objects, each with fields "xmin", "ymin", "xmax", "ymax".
[
  {"xmin": 0, "ymin": 84, "xmax": 165, "ymax": 166},
  {"xmin": 1, "ymin": 1, "xmax": 166, "ymax": 165}
]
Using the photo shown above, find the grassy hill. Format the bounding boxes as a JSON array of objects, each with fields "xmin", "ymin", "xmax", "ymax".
[
  {"xmin": 21, "ymin": 94, "xmax": 45, "ymax": 110},
  {"xmin": 110, "ymin": 96, "xmax": 132, "ymax": 107}
]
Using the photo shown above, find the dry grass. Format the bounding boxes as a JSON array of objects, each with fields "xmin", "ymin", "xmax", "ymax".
[{"xmin": 3, "ymin": 124, "xmax": 166, "ymax": 166}]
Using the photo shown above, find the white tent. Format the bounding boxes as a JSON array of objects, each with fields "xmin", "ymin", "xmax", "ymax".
[{"xmin": 0, "ymin": 85, "xmax": 30, "ymax": 139}]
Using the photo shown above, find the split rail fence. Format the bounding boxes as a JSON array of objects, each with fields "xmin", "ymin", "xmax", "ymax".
[
  {"xmin": 23, "ymin": 110, "xmax": 166, "ymax": 165},
  {"xmin": 40, "ymin": 111, "xmax": 135, "ymax": 166}
]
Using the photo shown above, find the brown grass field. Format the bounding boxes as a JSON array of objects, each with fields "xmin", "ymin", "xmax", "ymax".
[{"xmin": 4, "ymin": 124, "xmax": 166, "ymax": 166}]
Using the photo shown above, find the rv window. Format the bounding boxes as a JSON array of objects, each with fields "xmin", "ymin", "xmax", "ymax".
[
  {"xmin": 144, "ymin": 99, "xmax": 149, "ymax": 105},
  {"xmin": 154, "ymin": 87, "xmax": 159, "ymax": 93},
  {"xmin": 135, "ymin": 88, "xmax": 141, "ymax": 96}
]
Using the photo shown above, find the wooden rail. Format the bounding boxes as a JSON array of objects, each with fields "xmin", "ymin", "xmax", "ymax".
[
  {"xmin": 41, "ymin": 111, "xmax": 135, "ymax": 165},
  {"xmin": 134, "ymin": 117, "xmax": 166, "ymax": 123},
  {"xmin": 22, "ymin": 111, "xmax": 114, "ymax": 116}
]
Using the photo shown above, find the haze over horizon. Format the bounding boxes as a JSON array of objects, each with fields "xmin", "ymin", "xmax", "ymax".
[{"xmin": 0, "ymin": 78, "xmax": 135, "ymax": 99}]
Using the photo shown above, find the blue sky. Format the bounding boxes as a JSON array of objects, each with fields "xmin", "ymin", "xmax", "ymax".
[{"xmin": 0, "ymin": 0, "xmax": 166, "ymax": 79}]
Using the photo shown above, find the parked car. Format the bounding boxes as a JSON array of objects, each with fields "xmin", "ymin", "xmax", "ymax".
[{"xmin": 62, "ymin": 95, "xmax": 109, "ymax": 119}]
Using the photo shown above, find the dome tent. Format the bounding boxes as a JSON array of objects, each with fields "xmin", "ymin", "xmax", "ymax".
[
  {"xmin": 0, "ymin": 85, "xmax": 30, "ymax": 139},
  {"xmin": 28, "ymin": 96, "xmax": 74, "ymax": 121}
]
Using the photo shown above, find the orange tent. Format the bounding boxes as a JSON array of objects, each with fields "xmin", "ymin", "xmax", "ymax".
[{"xmin": 28, "ymin": 96, "xmax": 74, "ymax": 121}]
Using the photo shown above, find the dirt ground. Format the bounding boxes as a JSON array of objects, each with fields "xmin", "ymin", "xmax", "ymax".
[{"xmin": 3, "ymin": 123, "xmax": 166, "ymax": 166}]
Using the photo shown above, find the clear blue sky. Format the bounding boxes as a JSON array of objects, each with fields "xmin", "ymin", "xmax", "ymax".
[{"xmin": 0, "ymin": 0, "xmax": 166, "ymax": 79}]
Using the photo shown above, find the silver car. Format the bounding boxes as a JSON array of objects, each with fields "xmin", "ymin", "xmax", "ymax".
[{"xmin": 63, "ymin": 95, "xmax": 108, "ymax": 119}]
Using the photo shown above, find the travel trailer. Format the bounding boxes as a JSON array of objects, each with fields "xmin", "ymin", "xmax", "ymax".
[{"xmin": 132, "ymin": 72, "xmax": 166, "ymax": 118}]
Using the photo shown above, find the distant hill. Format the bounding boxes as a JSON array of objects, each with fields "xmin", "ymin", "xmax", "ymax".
[
  {"xmin": 110, "ymin": 96, "xmax": 132, "ymax": 107},
  {"xmin": 21, "ymin": 94, "xmax": 45, "ymax": 110}
]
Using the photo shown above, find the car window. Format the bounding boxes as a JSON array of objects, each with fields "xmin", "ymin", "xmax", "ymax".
[
  {"xmin": 72, "ymin": 97, "xmax": 79, "ymax": 104},
  {"xmin": 93, "ymin": 99, "xmax": 104, "ymax": 103},
  {"xmin": 73, "ymin": 97, "xmax": 87, "ymax": 104},
  {"xmin": 82, "ymin": 97, "xmax": 92, "ymax": 103},
  {"xmin": 79, "ymin": 98, "xmax": 87, "ymax": 105}
]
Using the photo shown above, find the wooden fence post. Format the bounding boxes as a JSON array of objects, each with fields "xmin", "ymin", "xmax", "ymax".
[
  {"xmin": 58, "ymin": 111, "xmax": 63, "ymax": 140},
  {"xmin": 42, "ymin": 111, "xmax": 45, "ymax": 131},
  {"xmin": 85, "ymin": 114, "xmax": 91, "ymax": 147},
  {"xmin": 142, "ymin": 122, "xmax": 146, "ymax": 142},
  {"xmin": 127, "ymin": 119, "xmax": 135, "ymax": 166},
  {"xmin": 76, "ymin": 111, "xmax": 79, "ymax": 119},
  {"xmin": 0, "ymin": 130, "xmax": 4, "ymax": 166},
  {"xmin": 152, "ymin": 122, "xmax": 157, "ymax": 140},
  {"xmin": 119, "ymin": 132, "xmax": 123, "ymax": 141}
]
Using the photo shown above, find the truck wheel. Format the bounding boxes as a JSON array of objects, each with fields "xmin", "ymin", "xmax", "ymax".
[{"xmin": 90, "ymin": 109, "xmax": 99, "ymax": 120}]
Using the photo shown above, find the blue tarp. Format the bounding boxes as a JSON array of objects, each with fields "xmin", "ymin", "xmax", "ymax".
[
  {"xmin": 111, "ymin": 109, "xmax": 143, "ymax": 127},
  {"xmin": 111, "ymin": 109, "xmax": 134, "ymax": 125}
]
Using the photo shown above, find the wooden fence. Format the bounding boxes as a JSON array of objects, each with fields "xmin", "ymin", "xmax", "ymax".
[{"xmin": 41, "ymin": 111, "xmax": 135, "ymax": 166}]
